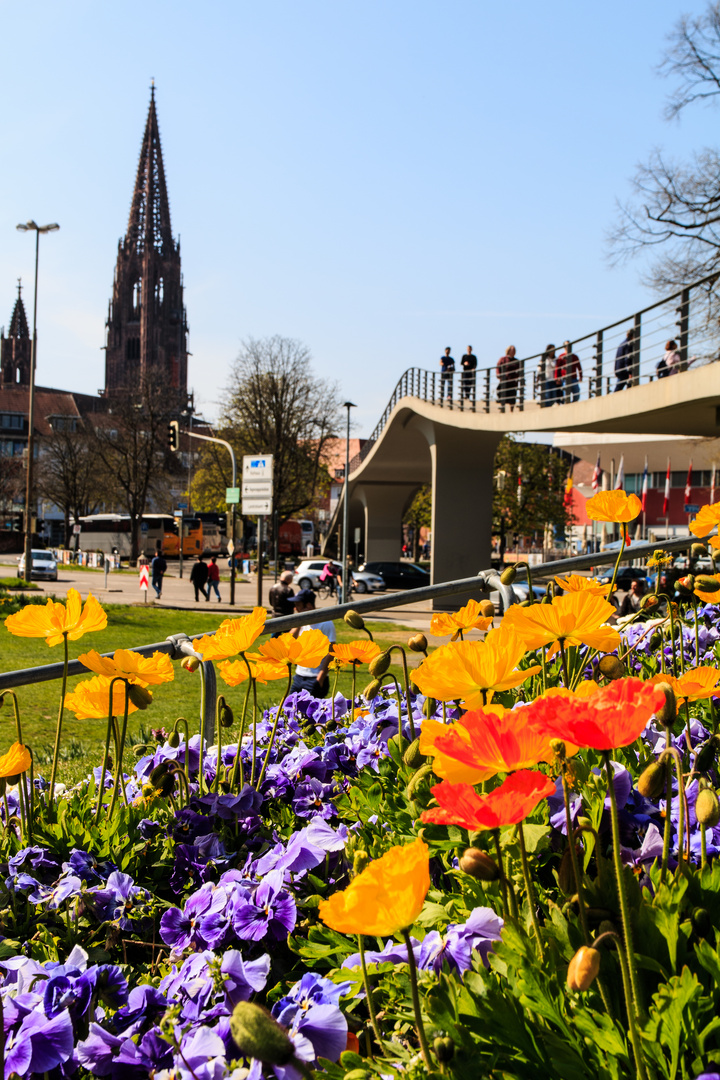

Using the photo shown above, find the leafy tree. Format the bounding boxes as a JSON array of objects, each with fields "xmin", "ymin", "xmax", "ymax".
[
  {"xmin": 191, "ymin": 336, "xmax": 341, "ymax": 532},
  {"xmin": 0, "ymin": 454, "xmax": 23, "ymax": 517},
  {"xmin": 493, "ymin": 437, "xmax": 574, "ymax": 557},
  {"xmin": 403, "ymin": 485, "xmax": 432, "ymax": 560},
  {"xmin": 36, "ymin": 424, "xmax": 102, "ymax": 546},
  {"xmin": 610, "ymin": 2, "xmax": 720, "ymax": 296}
]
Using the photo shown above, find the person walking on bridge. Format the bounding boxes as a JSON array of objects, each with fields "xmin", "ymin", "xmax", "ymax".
[
  {"xmin": 557, "ymin": 340, "xmax": 582, "ymax": 402},
  {"xmin": 614, "ymin": 327, "xmax": 636, "ymax": 391},
  {"xmin": 439, "ymin": 347, "xmax": 455, "ymax": 403},
  {"xmin": 540, "ymin": 345, "xmax": 557, "ymax": 406},
  {"xmin": 461, "ymin": 345, "xmax": 477, "ymax": 401},
  {"xmin": 497, "ymin": 346, "xmax": 520, "ymax": 412}
]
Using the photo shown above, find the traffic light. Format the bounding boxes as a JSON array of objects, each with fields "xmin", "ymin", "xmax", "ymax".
[{"xmin": 168, "ymin": 420, "xmax": 180, "ymax": 452}]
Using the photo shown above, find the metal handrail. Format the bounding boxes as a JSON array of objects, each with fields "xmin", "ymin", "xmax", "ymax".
[{"xmin": 0, "ymin": 534, "xmax": 695, "ymax": 693}]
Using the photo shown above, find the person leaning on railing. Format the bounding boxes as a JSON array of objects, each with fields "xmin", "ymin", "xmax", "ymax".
[
  {"xmin": 557, "ymin": 340, "xmax": 582, "ymax": 402},
  {"xmin": 497, "ymin": 346, "xmax": 519, "ymax": 412},
  {"xmin": 656, "ymin": 339, "xmax": 684, "ymax": 379},
  {"xmin": 614, "ymin": 327, "xmax": 635, "ymax": 391},
  {"xmin": 540, "ymin": 344, "xmax": 557, "ymax": 406}
]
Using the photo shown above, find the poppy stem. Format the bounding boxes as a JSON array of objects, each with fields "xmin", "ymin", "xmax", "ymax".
[
  {"xmin": 358, "ymin": 935, "xmax": 384, "ymax": 1054},
  {"xmin": 230, "ymin": 682, "xmax": 252, "ymax": 790},
  {"xmin": 541, "ymin": 645, "xmax": 547, "ymax": 694},
  {"xmin": 401, "ymin": 928, "xmax": 433, "ymax": 1069},
  {"xmin": 517, "ymin": 823, "xmax": 545, "ymax": 963},
  {"xmin": 256, "ymin": 669, "xmax": 293, "ymax": 791},
  {"xmin": 701, "ymin": 822, "xmax": 708, "ymax": 869},
  {"xmin": 108, "ymin": 680, "xmax": 130, "ymax": 818},
  {"xmin": 561, "ymin": 765, "xmax": 590, "ymax": 943},
  {"xmin": 608, "ymin": 532, "xmax": 626, "ymax": 596},
  {"xmin": 198, "ymin": 662, "xmax": 207, "ymax": 795},
  {"xmin": 396, "ymin": 648, "xmax": 416, "ymax": 740},
  {"xmin": 351, "ymin": 663, "xmax": 357, "ymax": 725},
  {"xmin": 48, "ymin": 633, "xmax": 69, "ymax": 804},
  {"xmin": 592, "ymin": 932, "xmax": 650, "ymax": 1080},
  {"xmin": 603, "ymin": 750, "xmax": 644, "ymax": 1020},
  {"xmin": 94, "ymin": 707, "xmax": 115, "ymax": 826},
  {"xmin": 492, "ymin": 829, "xmax": 509, "ymax": 918},
  {"xmin": 558, "ymin": 639, "xmax": 570, "ymax": 689},
  {"xmin": 331, "ymin": 667, "xmax": 340, "ymax": 721},
  {"xmin": 660, "ymin": 739, "xmax": 673, "ymax": 885},
  {"xmin": 249, "ymin": 672, "xmax": 259, "ymax": 787},
  {"xmin": 214, "ymin": 697, "xmax": 223, "ymax": 794}
]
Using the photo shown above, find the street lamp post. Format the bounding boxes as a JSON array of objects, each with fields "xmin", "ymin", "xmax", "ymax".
[
  {"xmin": 16, "ymin": 221, "xmax": 59, "ymax": 580},
  {"xmin": 340, "ymin": 402, "xmax": 356, "ymax": 605}
]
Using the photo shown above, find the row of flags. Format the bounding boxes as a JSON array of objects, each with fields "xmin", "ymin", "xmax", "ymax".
[{"xmin": 589, "ymin": 453, "xmax": 716, "ymax": 514}]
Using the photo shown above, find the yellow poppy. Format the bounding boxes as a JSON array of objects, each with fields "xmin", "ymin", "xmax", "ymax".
[
  {"xmin": 554, "ymin": 574, "xmax": 611, "ymax": 597},
  {"xmin": 193, "ymin": 608, "xmax": 267, "ymax": 661},
  {"xmin": 430, "ymin": 599, "xmax": 494, "ymax": 640},
  {"xmin": 0, "ymin": 742, "xmax": 31, "ymax": 778},
  {"xmin": 695, "ymin": 587, "xmax": 720, "ymax": 604},
  {"xmin": 218, "ymin": 657, "xmax": 278, "ymax": 686},
  {"xmin": 4, "ymin": 589, "xmax": 107, "ymax": 647},
  {"xmin": 319, "ymin": 837, "xmax": 429, "ymax": 936},
  {"xmin": 332, "ymin": 640, "xmax": 381, "ymax": 666},
  {"xmin": 255, "ymin": 628, "xmax": 331, "ymax": 669},
  {"xmin": 64, "ymin": 675, "xmax": 141, "ymax": 720},
  {"xmin": 419, "ymin": 716, "xmax": 496, "ymax": 784},
  {"xmin": 708, "ymin": 536, "xmax": 720, "ymax": 551},
  {"xmin": 503, "ymin": 592, "xmax": 620, "ymax": 653},
  {"xmin": 585, "ymin": 490, "xmax": 642, "ymax": 523},
  {"xmin": 689, "ymin": 501, "xmax": 720, "ymax": 539},
  {"xmin": 412, "ymin": 623, "xmax": 540, "ymax": 708},
  {"xmin": 78, "ymin": 648, "xmax": 174, "ymax": 686},
  {"xmin": 649, "ymin": 667, "xmax": 720, "ymax": 703}
]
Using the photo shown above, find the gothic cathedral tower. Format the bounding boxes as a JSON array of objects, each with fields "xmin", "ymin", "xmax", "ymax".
[
  {"xmin": 1, "ymin": 284, "xmax": 31, "ymax": 387},
  {"xmin": 104, "ymin": 87, "xmax": 188, "ymax": 398}
]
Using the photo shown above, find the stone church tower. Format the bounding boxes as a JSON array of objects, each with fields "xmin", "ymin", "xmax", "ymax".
[
  {"xmin": 1, "ymin": 284, "xmax": 31, "ymax": 387},
  {"xmin": 104, "ymin": 86, "xmax": 189, "ymax": 397}
]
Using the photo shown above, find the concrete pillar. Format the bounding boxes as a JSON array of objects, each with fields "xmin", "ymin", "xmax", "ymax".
[
  {"xmin": 356, "ymin": 483, "xmax": 420, "ymax": 563},
  {"xmin": 429, "ymin": 426, "xmax": 502, "ymax": 602}
]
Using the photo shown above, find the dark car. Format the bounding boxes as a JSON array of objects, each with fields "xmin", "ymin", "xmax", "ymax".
[
  {"xmin": 591, "ymin": 567, "xmax": 649, "ymax": 592},
  {"xmin": 360, "ymin": 561, "xmax": 430, "ymax": 590}
]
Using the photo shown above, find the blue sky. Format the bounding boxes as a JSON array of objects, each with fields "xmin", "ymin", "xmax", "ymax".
[{"xmin": 0, "ymin": 0, "xmax": 714, "ymax": 433}]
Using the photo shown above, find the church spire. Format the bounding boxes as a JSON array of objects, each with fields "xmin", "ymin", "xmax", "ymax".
[
  {"xmin": 125, "ymin": 84, "xmax": 174, "ymax": 256},
  {"xmin": 2, "ymin": 281, "xmax": 31, "ymax": 385},
  {"xmin": 8, "ymin": 281, "xmax": 29, "ymax": 341}
]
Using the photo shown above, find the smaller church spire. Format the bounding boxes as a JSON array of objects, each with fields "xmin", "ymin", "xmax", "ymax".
[{"xmin": 8, "ymin": 289, "xmax": 29, "ymax": 340}]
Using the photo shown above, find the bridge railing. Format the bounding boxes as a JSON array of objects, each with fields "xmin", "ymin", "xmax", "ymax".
[{"xmin": 349, "ymin": 274, "xmax": 720, "ymax": 474}]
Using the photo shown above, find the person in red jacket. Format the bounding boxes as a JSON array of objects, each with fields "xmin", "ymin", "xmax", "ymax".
[
  {"xmin": 556, "ymin": 340, "xmax": 583, "ymax": 402},
  {"xmin": 206, "ymin": 555, "xmax": 221, "ymax": 601}
]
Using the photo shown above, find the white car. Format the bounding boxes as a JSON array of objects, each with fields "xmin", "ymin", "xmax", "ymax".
[
  {"xmin": 18, "ymin": 549, "xmax": 58, "ymax": 581},
  {"xmin": 292, "ymin": 559, "xmax": 386, "ymax": 594}
]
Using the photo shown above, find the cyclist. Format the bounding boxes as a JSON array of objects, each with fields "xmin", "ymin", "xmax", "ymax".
[{"xmin": 319, "ymin": 560, "xmax": 341, "ymax": 596}]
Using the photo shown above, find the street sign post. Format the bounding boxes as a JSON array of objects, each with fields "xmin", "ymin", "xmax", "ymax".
[
  {"xmin": 242, "ymin": 497, "xmax": 273, "ymax": 516},
  {"xmin": 684, "ymin": 503, "xmax": 699, "ymax": 513},
  {"xmin": 242, "ymin": 455, "xmax": 274, "ymax": 607},
  {"xmin": 226, "ymin": 487, "xmax": 240, "ymax": 504},
  {"xmin": 139, "ymin": 564, "xmax": 149, "ymax": 604}
]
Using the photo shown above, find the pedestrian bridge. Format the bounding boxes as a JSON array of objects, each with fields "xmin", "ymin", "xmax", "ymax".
[{"xmin": 325, "ymin": 275, "xmax": 720, "ymax": 590}]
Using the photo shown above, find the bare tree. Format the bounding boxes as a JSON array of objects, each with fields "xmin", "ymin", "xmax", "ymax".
[
  {"xmin": 609, "ymin": 3, "xmax": 720, "ymax": 293},
  {"xmin": 193, "ymin": 336, "xmax": 341, "ymax": 528},
  {"xmin": 36, "ymin": 425, "xmax": 102, "ymax": 546},
  {"xmin": 91, "ymin": 376, "xmax": 184, "ymax": 561},
  {"xmin": 0, "ymin": 454, "xmax": 23, "ymax": 519}
]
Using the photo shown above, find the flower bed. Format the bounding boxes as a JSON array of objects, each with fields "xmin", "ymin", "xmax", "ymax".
[{"xmin": 1, "ymin": 493, "xmax": 720, "ymax": 1079}]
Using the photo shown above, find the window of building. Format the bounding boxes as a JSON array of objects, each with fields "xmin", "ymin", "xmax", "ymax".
[{"xmin": 0, "ymin": 413, "xmax": 24, "ymax": 430}]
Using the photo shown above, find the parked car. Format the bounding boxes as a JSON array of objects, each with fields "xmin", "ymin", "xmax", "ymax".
[
  {"xmin": 590, "ymin": 567, "xmax": 650, "ymax": 592},
  {"xmin": 360, "ymin": 561, "xmax": 431, "ymax": 590},
  {"xmin": 18, "ymin": 549, "xmax": 58, "ymax": 581},
  {"xmin": 292, "ymin": 560, "xmax": 386, "ymax": 593}
]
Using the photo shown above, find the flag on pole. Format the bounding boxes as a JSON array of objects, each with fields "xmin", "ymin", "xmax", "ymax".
[
  {"xmin": 564, "ymin": 471, "xmax": 574, "ymax": 508},
  {"xmin": 712, "ymin": 463, "xmax": 716, "ymax": 505},
  {"xmin": 591, "ymin": 453, "xmax": 601, "ymax": 492},
  {"xmin": 615, "ymin": 455, "xmax": 625, "ymax": 490},
  {"xmin": 641, "ymin": 456, "xmax": 648, "ymax": 513},
  {"xmin": 684, "ymin": 460, "xmax": 693, "ymax": 507},
  {"xmin": 517, "ymin": 463, "xmax": 522, "ymax": 505},
  {"xmin": 663, "ymin": 459, "xmax": 671, "ymax": 516}
]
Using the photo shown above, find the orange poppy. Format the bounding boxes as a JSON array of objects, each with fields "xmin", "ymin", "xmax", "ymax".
[
  {"xmin": 218, "ymin": 657, "xmax": 280, "ymax": 686},
  {"xmin": 430, "ymin": 600, "xmax": 493, "ymax": 640},
  {"xmin": 503, "ymin": 592, "xmax": 620, "ymax": 653},
  {"xmin": 695, "ymin": 586, "xmax": 720, "ymax": 604},
  {"xmin": 708, "ymin": 535, "xmax": 720, "ymax": 551},
  {"xmin": 419, "ymin": 715, "xmax": 500, "ymax": 784},
  {"xmin": 78, "ymin": 648, "xmax": 174, "ymax": 686},
  {"xmin": 585, "ymin": 490, "xmax": 642, "ymax": 524},
  {"xmin": 193, "ymin": 607, "xmax": 266, "ymax": 661},
  {"xmin": 648, "ymin": 667, "xmax": 720, "ymax": 703},
  {"xmin": 255, "ymin": 629, "xmax": 331, "ymax": 670},
  {"xmin": 689, "ymin": 501, "xmax": 720, "ymax": 539},
  {"xmin": 0, "ymin": 742, "xmax": 31, "ymax": 778},
  {"xmin": 5, "ymin": 588, "xmax": 107, "ymax": 647},
  {"xmin": 319, "ymin": 837, "xmax": 429, "ymax": 936},
  {"xmin": 64, "ymin": 675, "xmax": 141, "ymax": 720},
  {"xmin": 421, "ymin": 770, "xmax": 555, "ymax": 831},
  {"xmin": 332, "ymin": 640, "xmax": 382, "ymax": 666},
  {"xmin": 525, "ymin": 678, "xmax": 664, "ymax": 750},
  {"xmin": 553, "ymin": 574, "xmax": 611, "ymax": 597},
  {"xmin": 432, "ymin": 705, "xmax": 575, "ymax": 779},
  {"xmin": 412, "ymin": 623, "xmax": 540, "ymax": 708}
]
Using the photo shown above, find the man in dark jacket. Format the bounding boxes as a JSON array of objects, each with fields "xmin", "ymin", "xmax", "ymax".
[
  {"xmin": 190, "ymin": 555, "xmax": 209, "ymax": 602},
  {"xmin": 269, "ymin": 570, "xmax": 295, "ymax": 617},
  {"xmin": 151, "ymin": 550, "xmax": 167, "ymax": 599},
  {"xmin": 614, "ymin": 328, "xmax": 635, "ymax": 391}
]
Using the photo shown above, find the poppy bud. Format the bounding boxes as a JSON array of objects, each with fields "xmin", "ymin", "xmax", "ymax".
[
  {"xmin": 692, "ymin": 907, "xmax": 711, "ymax": 937},
  {"xmin": 168, "ymin": 731, "xmax": 181, "ymax": 748},
  {"xmin": 325, "ymin": 718, "xmax": 338, "ymax": 732},
  {"xmin": 695, "ymin": 737, "xmax": 719, "ymax": 773},
  {"xmin": 219, "ymin": 703, "xmax": 234, "ymax": 729},
  {"xmin": 520, "ymin": 599, "xmax": 533, "ymax": 608},
  {"xmin": 406, "ymin": 762, "xmax": 433, "ymax": 798},
  {"xmin": 344, "ymin": 610, "xmax": 365, "ymax": 631},
  {"xmin": 567, "ymin": 946, "xmax": 601, "ymax": 992},
  {"xmin": 181, "ymin": 655, "xmax": 200, "ymax": 673},
  {"xmin": 369, "ymin": 651, "xmax": 392, "ymax": 678},
  {"xmin": 654, "ymin": 682, "xmax": 677, "ymax": 725},
  {"xmin": 637, "ymin": 760, "xmax": 666, "ymax": 799},
  {"xmin": 407, "ymin": 633, "xmax": 428, "ymax": 653},
  {"xmin": 363, "ymin": 678, "xmax": 381, "ymax": 701},
  {"xmin": 557, "ymin": 847, "xmax": 576, "ymax": 895},
  {"xmin": 459, "ymin": 847, "xmax": 499, "ymax": 881},
  {"xmin": 649, "ymin": 631, "xmax": 663, "ymax": 650},
  {"xmin": 696, "ymin": 575, "xmax": 720, "ymax": 593},
  {"xmin": 422, "ymin": 696, "xmax": 437, "ymax": 718},
  {"xmin": 696, "ymin": 787, "xmax": 720, "ymax": 827},
  {"xmin": 230, "ymin": 1002, "xmax": 296, "ymax": 1066},
  {"xmin": 676, "ymin": 575, "xmax": 695, "ymax": 595},
  {"xmin": 353, "ymin": 850, "xmax": 370, "ymax": 875},
  {"xmin": 403, "ymin": 738, "xmax": 427, "ymax": 770},
  {"xmin": 691, "ymin": 543, "xmax": 708, "ymax": 559},
  {"xmin": 598, "ymin": 655, "xmax": 624, "ymax": 681},
  {"xmin": 478, "ymin": 599, "xmax": 495, "ymax": 618},
  {"xmin": 149, "ymin": 762, "xmax": 169, "ymax": 786},
  {"xmin": 433, "ymin": 1036, "xmax": 455, "ymax": 1063},
  {"xmin": 160, "ymin": 773, "xmax": 176, "ymax": 797},
  {"xmin": 127, "ymin": 684, "xmax": 153, "ymax": 710},
  {"xmin": 640, "ymin": 593, "xmax": 660, "ymax": 611},
  {"xmin": 500, "ymin": 565, "xmax": 516, "ymax": 585},
  {"xmin": 133, "ymin": 744, "xmax": 148, "ymax": 758}
]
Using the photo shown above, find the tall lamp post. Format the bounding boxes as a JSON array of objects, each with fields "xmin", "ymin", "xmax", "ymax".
[
  {"xmin": 16, "ymin": 221, "xmax": 60, "ymax": 579},
  {"xmin": 340, "ymin": 401, "xmax": 356, "ymax": 605}
]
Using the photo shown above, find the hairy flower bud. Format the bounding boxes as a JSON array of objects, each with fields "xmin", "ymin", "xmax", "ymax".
[
  {"xmin": 219, "ymin": 702, "xmax": 234, "ymax": 729},
  {"xmin": 344, "ymin": 610, "xmax": 365, "ymax": 631},
  {"xmin": 676, "ymin": 575, "xmax": 695, "ymax": 595},
  {"xmin": 557, "ymin": 848, "xmax": 576, "ymax": 896},
  {"xmin": 695, "ymin": 737, "xmax": 719, "ymax": 773},
  {"xmin": 181, "ymin": 655, "xmax": 200, "ymax": 673},
  {"xmin": 637, "ymin": 760, "xmax": 666, "ymax": 799},
  {"xmin": 406, "ymin": 762, "xmax": 433, "ymax": 798},
  {"xmin": 567, "ymin": 946, "xmax": 601, "ymax": 992},
  {"xmin": 598, "ymin": 655, "xmax": 625, "ymax": 681},
  {"xmin": 369, "ymin": 651, "xmax": 392, "ymax": 678},
  {"xmin": 500, "ymin": 565, "xmax": 516, "ymax": 585},
  {"xmin": 691, "ymin": 543, "xmax": 708, "ymax": 559},
  {"xmin": 640, "ymin": 593, "xmax": 660, "ymax": 611},
  {"xmin": 407, "ymin": 633, "xmax": 428, "ymax": 653},
  {"xmin": 433, "ymin": 1036, "xmax": 455, "ymax": 1063},
  {"xmin": 159, "ymin": 772, "xmax": 176, "ymax": 797},
  {"xmin": 230, "ymin": 1002, "xmax": 296, "ymax": 1066},
  {"xmin": 127, "ymin": 684, "xmax": 153, "ymax": 710},
  {"xmin": 696, "ymin": 787, "xmax": 720, "ymax": 827},
  {"xmin": 403, "ymin": 737, "xmax": 427, "ymax": 770},
  {"xmin": 696, "ymin": 575, "xmax": 720, "ymax": 593},
  {"xmin": 363, "ymin": 678, "xmax": 381, "ymax": 701},
  {"xmin": 459, "ymin": 847, "xmax": 499, "ymax": 881},
  {"xmin": 653, "ymin": 682, "xmax": 677, "ymax": 725},
  {"xmin": 168, "ymin": 730, "xmax": 181, "ymax": 749},
  {"xmin": 149, "ymin": 762, "xmax": 169, "ymax": 787},
  {"xmin": 692, "ymin": 907, "xmax": 711, "ymax": 937}
]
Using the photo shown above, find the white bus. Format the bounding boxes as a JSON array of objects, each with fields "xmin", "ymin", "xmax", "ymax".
[
  {"xmin": 299, "ymin": 519, "xmax": 314, "ymax": 549},
  {"xmin": 74, "ymin": 514, "xmax": 205, "ymax": 558}
]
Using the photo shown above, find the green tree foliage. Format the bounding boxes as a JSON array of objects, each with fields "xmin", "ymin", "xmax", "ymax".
[
  {"xmin": 403, "ymin": 485, "xmax": 432, "ymax": 560},
  {"xmin": 493, "ymin": 437, "xmax": 574, "ymax": 553}
]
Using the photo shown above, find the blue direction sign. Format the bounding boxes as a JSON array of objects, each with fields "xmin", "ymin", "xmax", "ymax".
[{"xmin": 684, "ymin": 503, "xmax": 700, "ymax": 513}]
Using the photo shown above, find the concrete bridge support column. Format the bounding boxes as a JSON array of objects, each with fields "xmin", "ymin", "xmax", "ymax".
[
  {"xmin": 430, "ymin": 428, "xmax": 502, "ymax": 603},
  {"xmin": 357, "ymin": 483, "xmax": 420, "ymax": 563}
]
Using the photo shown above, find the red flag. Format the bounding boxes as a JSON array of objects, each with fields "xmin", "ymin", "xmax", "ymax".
[
  {"xmin": 684, "ymin": 460, "xmax": 693, "ymax": 506},
  {"xmin": 641, "ymin": 457, "xmax": 648, "ymax": 513},
  {"xmin": 591, "ymin": 453, "xmax": 601, "ymax": 492},
  {"xmin": 663, "ymin": 459, "xmax": 671, "ymax": 515}
]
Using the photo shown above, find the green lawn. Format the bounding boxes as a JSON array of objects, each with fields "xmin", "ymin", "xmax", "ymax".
[{"xmin": 0, "ymin": 605, "xmax": 415, "ymax": 784}]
